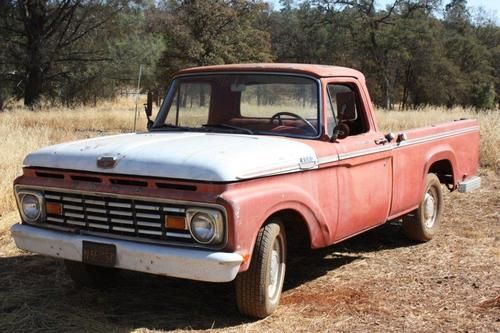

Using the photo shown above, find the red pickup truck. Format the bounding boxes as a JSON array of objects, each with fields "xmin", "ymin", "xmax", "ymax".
[{"xmin": 11, "ymin": 64, "xmax": 480, "ymax": 318}]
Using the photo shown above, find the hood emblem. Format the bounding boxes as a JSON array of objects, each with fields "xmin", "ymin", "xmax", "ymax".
[{"xmin": 97, "ymin": 156, "xmax": 117, "ymax": 169}]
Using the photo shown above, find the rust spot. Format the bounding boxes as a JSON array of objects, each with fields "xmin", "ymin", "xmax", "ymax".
[{"xmin": 241, "ymin": 253, "xmax": 250, "ymax": 263}]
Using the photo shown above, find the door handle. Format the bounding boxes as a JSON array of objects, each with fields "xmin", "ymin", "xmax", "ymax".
[
  {"xmin": 375, "ymin": 133, "xmax": 396, "ymax": 145},
  {"xmin": 374, "ymin": 137, "xmax": 388, "ymax": 145}
]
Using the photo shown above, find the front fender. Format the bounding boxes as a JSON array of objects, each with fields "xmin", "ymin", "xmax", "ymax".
[{"xmin": 219, "ymin": 178, "xmax": 334, "ymax": 271}]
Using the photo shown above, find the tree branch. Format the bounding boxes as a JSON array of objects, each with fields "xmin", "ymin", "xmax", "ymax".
[
  {"xmin": 43, "ymin": 0, "xmax": 76, "ymax": 39},
  {"xmin": 58, "ymin": 6, "xmax": 122, "ymax": 49},
  {"xmin": 53, "ymin": 57, "xmax": 113, "ymax": 63}
]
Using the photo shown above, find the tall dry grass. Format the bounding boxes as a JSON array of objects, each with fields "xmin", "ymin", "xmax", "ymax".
[
  {"xmin": 0, "ymin": 99, "xmax": 147, "ymax": 216},
  {"xmin": 375, "ymin": 106, "xmax": 499, "ymax": 170},
  {"xmin": 0, "ymin": 100, "xmax": 498, "ymax": 217}
]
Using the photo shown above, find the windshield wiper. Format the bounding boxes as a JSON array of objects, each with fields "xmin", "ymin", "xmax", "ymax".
[
  {"xmin": 202, "ymin": 123, "xmax": 254, "ymax": 135},
  {"xmin": 150, "ymin": 123, "xmax": 191, "ymax": 131}
]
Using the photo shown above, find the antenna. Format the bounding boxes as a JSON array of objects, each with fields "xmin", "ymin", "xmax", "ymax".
[{"xmin": 133, "ymin": 64, "xmax": 143, "ymax": 132}]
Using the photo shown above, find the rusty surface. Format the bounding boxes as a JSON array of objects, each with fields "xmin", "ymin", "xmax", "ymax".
[
  {"xmin": 13, "ymin": 67, "xmax": 481, "ymax": 275},
  {"xmin": 175, "ymin": 63, "xmax": 366, "ymax": 80}
]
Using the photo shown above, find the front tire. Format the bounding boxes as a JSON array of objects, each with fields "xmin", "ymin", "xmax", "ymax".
[
  {"xmin": 402, "ymin": 173, "xmax": 443, "ymax": 242},
  {"xmin": 235, "ymin": 220, "xmax": 286, "ymax": 318}
]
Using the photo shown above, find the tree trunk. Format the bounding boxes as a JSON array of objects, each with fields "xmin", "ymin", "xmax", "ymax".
[
  {"xmin": 401, "ymin": 62, "xmax": 412, "ymax": 110},
  {"xmin": 383, "ymin": 71, "xmax": 391, "ymax": 110},
  {"xmin": 24, "ymin": 65, "xmax": 43, "ymax": 107},
  {"xmin": 20, "ymin": 0, "xmax": 46, "ymax": 107}
]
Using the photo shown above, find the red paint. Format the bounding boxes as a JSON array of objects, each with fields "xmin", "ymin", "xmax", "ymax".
[{"xmin": 15, "ymin": 64, "xmax": 480, "ymax": 273}]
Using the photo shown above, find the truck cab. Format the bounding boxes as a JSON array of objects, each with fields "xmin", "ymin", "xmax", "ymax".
[{"xmin": 11, "ymin": 64, "xmax": 480, "ymax": 318}]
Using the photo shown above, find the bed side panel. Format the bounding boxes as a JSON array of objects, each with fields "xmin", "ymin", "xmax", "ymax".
[{"xmin": 389, "ymin": 120, "xmax": 479, "ymax": 218}]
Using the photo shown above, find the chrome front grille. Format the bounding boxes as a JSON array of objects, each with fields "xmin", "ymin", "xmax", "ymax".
[{"xmin": 44, "ymin": 190, "xmax": 194, "ymax": 243}]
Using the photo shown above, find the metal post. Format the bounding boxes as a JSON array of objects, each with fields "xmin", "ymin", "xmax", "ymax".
[{"xmin": 133, "ymin": 65, "xmax": 143, "ymax": 132}]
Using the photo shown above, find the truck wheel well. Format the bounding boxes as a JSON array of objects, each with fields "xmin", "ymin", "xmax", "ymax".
[
  {"xmin": 269, "ymin": 209, "xmax": 311, "ymax": 252},
  {"xmin": 428, "ymin": 159, "xmax": 454, "ymax": 185}
]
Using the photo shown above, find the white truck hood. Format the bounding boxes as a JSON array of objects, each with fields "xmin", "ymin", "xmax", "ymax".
[{"xmin": 24, "ymin": 132, "xmax": 319, "ymax": 182}]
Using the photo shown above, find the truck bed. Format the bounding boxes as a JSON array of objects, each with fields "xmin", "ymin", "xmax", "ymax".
[{"xmin": 389, "ymin": 118, "xmax": 480, "ymax": 218}]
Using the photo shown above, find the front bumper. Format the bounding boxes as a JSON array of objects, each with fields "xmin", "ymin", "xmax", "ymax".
[{"xmin": 11, "ymin": 223, "xmax": 243, "ymax": 282}]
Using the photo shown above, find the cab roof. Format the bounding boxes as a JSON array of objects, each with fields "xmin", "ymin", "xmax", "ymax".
[{"xmin": 175, "ymin": 63, "xmax": 365, "ymax": 81}]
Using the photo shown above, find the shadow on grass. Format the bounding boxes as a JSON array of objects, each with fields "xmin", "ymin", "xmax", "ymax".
[
  {"xmin": 285, "ymin": 219, "xmax": 417, "ymax": 291},
  {"xmin": 0, "ymin": 220, "xmax": 416, "ymax": 331}
]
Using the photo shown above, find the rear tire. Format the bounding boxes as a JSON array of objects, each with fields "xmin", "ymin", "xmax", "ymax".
[
  {"xmin": 235, "ymin": 220, "xmax": 286, "ymax": 318},
  {"xmin": 402, "ymin": 173, "xmax": 443, "ymax": 242},
  {"xmin": 64, "ymin": 260, "xmax": 118, "ymax": 288}
]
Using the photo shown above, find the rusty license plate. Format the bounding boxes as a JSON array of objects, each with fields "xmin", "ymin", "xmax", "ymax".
[{"xmin": 82, "ymin": 241, "xmax": 116, "ymax": 267}]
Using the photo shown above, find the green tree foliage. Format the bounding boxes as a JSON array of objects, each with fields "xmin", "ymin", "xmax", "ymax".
[
  {"xmin": 270, "ymin": 0, "xmax": 498, "ymax": 109},
  {"xmin": 474, "ymin": 19, "xmax": 500, "ymax": 109},
  {"xmin": 0, "ymin": 1, "xmax": 23, "ymax": 109},
  {"xmin": 268, "ymin": 1, "xmax": 332, "ymax": 63},
  {"xmin": 440, "ymin": 0, "xmax": 497, "ymax": 109},
  {"xmin": 0, "ymin": 0, "xmax": 498, "ymax": 109},
  {"xmin": 0, "ymin": 0, "xmax": 163, "ymax": 108},
  {"xmin": 153, "ymin": 0, "xmax": 273, "ymax": 82},
  {"xmin": 0, "ymin": 1, "xmax": 122, "ymax": 107},
  {"xmin": 49, "ymin": 9, "xmax": 164, "ymax": 106}
]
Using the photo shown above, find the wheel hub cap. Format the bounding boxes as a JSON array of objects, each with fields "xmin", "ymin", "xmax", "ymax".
[
  {"xmin": 423, "ymin": 192, "xmax": 436, "ymax": 228},
  {"xmin": 268, "ymin": 248, "xmax": 280, "ymax": 296}
]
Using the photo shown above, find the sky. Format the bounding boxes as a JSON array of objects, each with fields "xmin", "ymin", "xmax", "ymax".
[
  {"xmin": 269, "ymin": 0, "xmax": 499, "ymax": 23},
  {"xmin": 378, "ymin": 0, "xmax": 499, "ymax": 22}
]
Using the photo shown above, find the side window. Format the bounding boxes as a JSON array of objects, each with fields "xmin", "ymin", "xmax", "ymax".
[
  {"xmin": 166, "ymin": 83, "xmax": 211, "ymax": 127},
  {"xmin": 327, "ymin": 84, "xmax": 367, "ymax": 136}
]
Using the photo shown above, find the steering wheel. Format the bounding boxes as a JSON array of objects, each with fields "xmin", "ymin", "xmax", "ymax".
[{"xmin": 270, "ymin": 112, "xmax": 317, "ymax": 134}]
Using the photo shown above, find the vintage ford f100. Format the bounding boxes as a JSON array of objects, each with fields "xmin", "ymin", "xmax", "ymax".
[{"xmin": 11, "ymin": 64, "xmax": 481, "ymax": 318}]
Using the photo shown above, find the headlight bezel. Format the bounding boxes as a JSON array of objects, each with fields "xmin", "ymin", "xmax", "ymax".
[
  {"xmin": 16, "ymin": 190, "xmax": 45, "ymax": 223},
  {"xmin": 186, "ymin": 208, "xmax": 224, "ymax": 245}
]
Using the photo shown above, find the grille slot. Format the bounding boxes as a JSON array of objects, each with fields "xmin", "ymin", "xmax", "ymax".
[
  {"xmin": 156, "ymin": 182, "xmax": 197, "ymax": 191},
  {"xmin": 109, "ymin": 179, "xmax": 148, "ymax": 187},
  {"xmin": 44, "ymin": 190, "xmax": 193, "ymax": 244},
  {"xmin": 36, "ymin": 171, "xmax": 65, "ymax": 179},
  {"xmin": 70, "ymin": 175, "xmax": 102, "ymax": 183}
]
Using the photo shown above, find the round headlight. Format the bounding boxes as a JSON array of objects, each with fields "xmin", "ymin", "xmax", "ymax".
[
  {"xmin": 187, "ymin": 208, "xmax": 224, "ymax": 245},
  {"xmin": 21, "ymin": 194, "xmax": 42, "ymax": 222},
  {"xmin": 190, "ymin": 212, "xmax": 216, "ymax": 244}
]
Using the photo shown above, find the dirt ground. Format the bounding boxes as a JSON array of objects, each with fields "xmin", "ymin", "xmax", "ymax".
[{"xmin": 0, "ymin": 169, "xmax": 498, "ymax": 333}]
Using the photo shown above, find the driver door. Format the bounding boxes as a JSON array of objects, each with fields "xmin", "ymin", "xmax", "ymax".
[{"xmin": 327, "ymin": 79, "xmax": 393, "ymax": 241}]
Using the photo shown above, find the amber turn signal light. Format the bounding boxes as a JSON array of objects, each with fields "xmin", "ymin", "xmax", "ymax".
[
  {"xmin": 46, "ymin": 202, "xmax": 62, "ymax": 215},
  {"xmin": 165, "ymin": 215, "xmax": 186, "ymax": 230}
]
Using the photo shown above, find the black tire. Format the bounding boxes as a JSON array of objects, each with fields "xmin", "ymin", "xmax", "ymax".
[
  {"xmin": 402, "ymin": 173, "xmax": 443, "ymax": 242},
  {"xmin": 64, "ymin": 260, "xmax": 119, "ymax": 288},
  {"xmin": 235, "ymin": 220, "xmax": 287, "ymax": 318}
]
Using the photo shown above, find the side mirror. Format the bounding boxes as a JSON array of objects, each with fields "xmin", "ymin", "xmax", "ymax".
[
  {"xmin": 144, "ymin": 91, "xmax": 154, "ymax": 129},
  {"xmin": 330, "ymin": 123, "xmax": 350, "ymax": 142}
]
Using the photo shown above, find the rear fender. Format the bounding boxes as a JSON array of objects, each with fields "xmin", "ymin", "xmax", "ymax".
[{"xmin": 424, "ymin": 147, "xmax": 457, "ymax": 187}]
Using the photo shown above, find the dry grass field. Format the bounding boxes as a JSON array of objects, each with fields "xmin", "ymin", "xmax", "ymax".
[{"xmin": 0, "ymin": 100, "xmax": 498, "ymax": 332}]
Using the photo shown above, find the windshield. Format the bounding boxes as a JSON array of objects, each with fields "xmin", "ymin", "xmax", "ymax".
[{"xmin": 152, "ymin": 74, "xmax": 320, "ymax": 138}]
